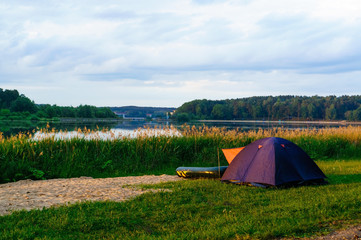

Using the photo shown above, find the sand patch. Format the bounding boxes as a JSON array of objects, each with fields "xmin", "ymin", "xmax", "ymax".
[{"xmin": 0, "ymin": 175, "xmax": 183, "ymax": 216}]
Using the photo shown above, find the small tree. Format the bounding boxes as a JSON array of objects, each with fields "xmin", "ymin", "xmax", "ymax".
[
  {"xmin": 176, "ymin": 113, "xmax": 190, "ymax": 122},
  {"xmin": 10, "ymin": 96, "xmax": 37, "ymax": 113},
  {"xmin": 325, "ymin": 104, "xmax": 337, "ymax": 120}
]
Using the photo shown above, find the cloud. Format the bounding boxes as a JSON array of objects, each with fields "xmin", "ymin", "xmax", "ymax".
[{"xmin": 1, "ymin": 0, "xmax": 361, "ymax": 107}]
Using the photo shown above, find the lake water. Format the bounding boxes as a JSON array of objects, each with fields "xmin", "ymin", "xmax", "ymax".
[
  {"xmin": 0, "ymin": 120, "xmax": 172, "ymax": 137},
  {"xmin": 33, "ymin": 124, "xmax": 182, "ymax": 140},
  {"xmin": 1, "ymin": 119, "xmax": 360, "ymax": 138}
]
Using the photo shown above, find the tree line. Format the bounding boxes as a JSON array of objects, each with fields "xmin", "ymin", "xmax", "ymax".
[
  {"xmin": 175, "ymin": 95, "xmax": 361, "ymax": 121},
  {"xmin": 0, "ymin": 89, "xmax": 117, "ymax": 120}
]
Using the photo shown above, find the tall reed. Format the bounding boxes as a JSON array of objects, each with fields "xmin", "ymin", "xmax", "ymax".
[{"xmin": 1, "ymin": 125, "xmax": 361, "ymax": 183}]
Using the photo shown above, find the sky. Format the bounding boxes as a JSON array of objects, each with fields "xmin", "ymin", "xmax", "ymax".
[{"xmin": 1, "ymin": 0, "xmax": 361, "ymax": 107}]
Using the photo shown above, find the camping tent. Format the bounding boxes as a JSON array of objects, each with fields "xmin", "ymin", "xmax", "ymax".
[{"xmin": 221, "ymin": 137, "xmax": 326, "ymax": 186}]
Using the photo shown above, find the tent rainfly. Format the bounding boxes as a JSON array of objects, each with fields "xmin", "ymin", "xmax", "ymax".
[{"xmin": 221, "ymin": 137, "xmax": 327, "ymax": 187}]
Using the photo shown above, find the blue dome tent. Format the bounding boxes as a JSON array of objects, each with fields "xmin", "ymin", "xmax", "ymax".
[{"xmin": 221, "ymin": 137, "xmax": 327, "ymax": 187}]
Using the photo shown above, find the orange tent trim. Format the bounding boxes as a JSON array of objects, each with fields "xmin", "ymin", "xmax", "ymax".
[{"xmin": 222, "ymin": 147, "xmax": 245, "ymax": 164}]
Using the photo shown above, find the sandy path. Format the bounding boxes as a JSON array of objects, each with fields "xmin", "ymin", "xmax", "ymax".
[
  {"xmin": 308, "ymin": 226, "xmax": 361, "ymax": 240},
  {"xmin": 0, "ymin": 175, "xmax": 183, "ymax": 216}
]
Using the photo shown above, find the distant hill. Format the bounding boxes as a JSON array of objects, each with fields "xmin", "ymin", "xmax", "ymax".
[{"xmin": 110, "ymin": 106, "xmax": 176, "ymax": 118}]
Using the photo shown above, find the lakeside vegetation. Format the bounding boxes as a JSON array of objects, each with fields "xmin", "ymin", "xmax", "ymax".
[
  {"xmin": 175, "ymin": 95, "xmax": 361, "ymax": 122},
  {"xmin": 1, "ymin": 125, "xmax": 361, "ymax": 183}
]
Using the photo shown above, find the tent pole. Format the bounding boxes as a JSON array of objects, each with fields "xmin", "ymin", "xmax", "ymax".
[{"xmin": 217, "ymin": 147, "xmax": 220, "ymax": 178}]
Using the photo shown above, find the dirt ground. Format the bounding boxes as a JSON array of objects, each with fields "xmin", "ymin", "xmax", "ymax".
[{"xmin": 296, "ymin": 225, "xmax": 361, "ymax": 240}]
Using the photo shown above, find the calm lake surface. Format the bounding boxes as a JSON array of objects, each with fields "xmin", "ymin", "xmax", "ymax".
[
  {"xmin": 0, "ymin": 120, "xmax": 172, "ymax": 137},
  {"xmin": 1, "ymin": 119, "xmax": 360, "ymax": 138}
]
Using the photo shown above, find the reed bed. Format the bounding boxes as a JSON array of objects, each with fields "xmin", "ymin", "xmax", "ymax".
[{"xmin": 1, "ymin": 125, "xmax": 361, "ymax": 183}]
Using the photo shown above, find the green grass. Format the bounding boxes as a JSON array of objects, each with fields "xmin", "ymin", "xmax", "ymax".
[{"xmin": 1, "ymin": 160, "xmax": 361, "ymax": 240}]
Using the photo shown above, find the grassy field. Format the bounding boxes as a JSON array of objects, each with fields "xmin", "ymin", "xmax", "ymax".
[
  {"xmin": 0, "ymin": 160, "xmax": 361, "ymax": 239},
  {"xmin": 1, "ymin": 125, "xmax": 361, "ymax": 239}
]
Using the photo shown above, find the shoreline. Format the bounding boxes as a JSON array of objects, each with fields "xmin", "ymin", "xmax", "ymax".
[{"xmin": 198, "ymin": 119, "xmax": 361, "ymax": 125}]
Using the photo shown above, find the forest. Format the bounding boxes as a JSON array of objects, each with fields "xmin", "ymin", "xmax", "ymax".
[
  {"xmin": 175, "ymin": 95, "xmax": 361, "ymax": 121},
  {"xmin": 4, "ymin": 88, "xmax": 361, "ymax": 122},
  {"xmin": 0, "ymin": 88, "xmax": 117, "ymax": 120}
]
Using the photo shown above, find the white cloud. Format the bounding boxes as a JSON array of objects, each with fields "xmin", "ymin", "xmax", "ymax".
[{"xmin": 1, "ymin": 0, "xmax": 361, "ymax": 107}]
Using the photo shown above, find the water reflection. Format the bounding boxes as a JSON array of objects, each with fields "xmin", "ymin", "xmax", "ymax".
[
  {"xmin": 0, "ymin": 120, "xmax": 172, "ymax": 137},
  {"xmin": 33, "ymin": 127, "xmax": 181, "ymax": 140},
  {"xmin": 1, "ymin": 119, "xmax": 359, "ymax": 138},
  {"xmin": 196, "ymin": 120, "xmax": 353, "ymax": 131},
  {"xmin": 0, "ymin": 121, "xmax": 45, "ymax": 137}
]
